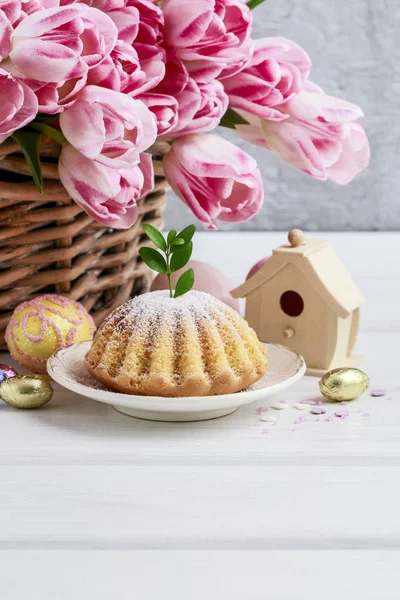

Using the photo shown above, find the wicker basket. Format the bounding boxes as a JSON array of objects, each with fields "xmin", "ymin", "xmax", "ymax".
[{"xmin": 0, "ymin": 137, "xmax": 169, "ymax": 349}]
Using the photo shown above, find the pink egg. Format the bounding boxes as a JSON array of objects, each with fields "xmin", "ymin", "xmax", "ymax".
[
  {"xmin": 246, "ymin": 256, "xmax": 270, "ymax": 280},
  {"xmin": 151, "ymin": 260, "xmax": 240, "ymax": 312}
]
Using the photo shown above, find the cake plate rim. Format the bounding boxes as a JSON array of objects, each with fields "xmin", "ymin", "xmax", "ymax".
[{"xmin": 47, "ymin": 341, "xmax": 306, "ymax": 422}]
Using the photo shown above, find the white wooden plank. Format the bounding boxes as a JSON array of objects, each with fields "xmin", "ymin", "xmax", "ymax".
[
  {"xmin": 1, "ymin": 466, "xmax": 400, "ymax": 549},
  {"xmin": 1, "ymin": 550, "xmax": 400, "ymax": 600},
  {"xmin": 0, "ymin": 332, "xmax": 397, "ymax": 466}
]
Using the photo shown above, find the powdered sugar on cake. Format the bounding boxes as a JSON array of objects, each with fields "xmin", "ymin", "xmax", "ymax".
[{"xmin": 112, "ymin": 290, "xmax": 231, "ymax": 329}]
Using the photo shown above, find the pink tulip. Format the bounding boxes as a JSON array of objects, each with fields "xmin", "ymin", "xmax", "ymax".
[
  {"xmin": 0, "ymin": 9, "xmax": 12, "ymax": 60},
  {"xmin": 155, "ymin": 57, "xmax": 228, "ymax": 137},
  {"xmin": 259, "ymin": 82, "xmax": 370, "ymax": 184},
  {"xmin": 233, "ymin": 110, "xmax": 267, "ymax": 148},
  {"xmin": 0, "ymin": 0, "xmax": 21, "ymax": 23},
  {"xmin": 170, "ymin": 79, "xmax": 228, "ymax": 137},
  {"xmin": 22, "ymin": 75, "xmax": 88, "ymax": 113},
  {"xmin": 59, "ymin": 85, "xmax": 157, "ymax": 169},
  {"xmin": 132, "ymin": 42, "xmax": 165, "ymax": 94},
  {"xmin": 101, "ymin": 0, "xmax": 163, "ymax": 45},
  {"xmin": 0, "ymin": 68, "xmax": 38, "ymax": 143},
  {"xmin": 90, "ymin": 0, "xmax": 140, "ymax": 45},
  {"xmin": 59, "ymin": 144, "xmax": 154, "ymax": 228},
  {"xmin": 223, "ymin": 37, "xmax": 312, "ymax": 120},
  {"xmin": 0, "ymin": 0, "xmax": 22, "ymax": 59},
  {"xmin": 139, "ymin": 93, "xmax": 178, "ymax": 136},
  {"xmin": 131, "ymin": 0, "xmax": 163, "ymax": 46},
  {"xmin": 162, "ymin": 0, "xmax": 252, "ymax": 83},
  {"xmin": 87, "ymin": 42, "xmax": 143, "ymax": 93},
  {"xmin": 1, "ymin": 56, "xmax": 87, "ymax": 113},
  {"xmin": 163, "ymin": 134, "xmax": 263, "ymax": 229},
  {"xmin": 86, "ymin": 8, "xmax": 165, "ymax": 94},
  {"xmin": 10, "ymin": 5, "xmax": 118, "ymax": 83}
]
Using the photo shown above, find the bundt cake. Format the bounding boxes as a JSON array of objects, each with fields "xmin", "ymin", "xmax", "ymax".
[{"xmin": 85, "ymin": 290, "xmax": 268, "ymax": 397}]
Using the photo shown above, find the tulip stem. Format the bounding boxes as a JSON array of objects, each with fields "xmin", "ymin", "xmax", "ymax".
[{"xmin": 28, "ymin": 122, "xmax": 67, "ymax": 146}]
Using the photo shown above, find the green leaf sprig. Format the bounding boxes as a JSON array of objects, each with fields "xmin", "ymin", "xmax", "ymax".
[{"xmin": 139, "ymin": 224, "xmax": 196, "ymax": 299}]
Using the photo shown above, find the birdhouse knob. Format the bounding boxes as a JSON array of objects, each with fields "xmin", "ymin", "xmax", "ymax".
[{"xmin": 288, "ymin": 229, "xmax": 305, "ymax": 247}]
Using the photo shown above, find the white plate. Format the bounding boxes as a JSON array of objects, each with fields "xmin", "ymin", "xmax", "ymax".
[{"xmin": 47, "ymin": 341, "xmax": 306, "ymax": 422}]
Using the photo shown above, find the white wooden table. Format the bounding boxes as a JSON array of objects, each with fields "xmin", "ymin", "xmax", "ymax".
[{"xmin": 1, "ymin": 232, "xmax": 400, "ymax": 599}]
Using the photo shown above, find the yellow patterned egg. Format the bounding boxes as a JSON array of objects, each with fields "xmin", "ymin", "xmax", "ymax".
[
  {"xmin": 6, "ymin": 294, "xmax": 95, "ymax": 375},
  {"xmin": 319, "ymin": 368, "xmax": 369, "ymax": 401}
]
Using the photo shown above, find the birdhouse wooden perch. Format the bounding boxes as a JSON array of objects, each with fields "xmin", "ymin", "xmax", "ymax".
[{"xmin": 231, "ymin": 229, "xmax": 364, "ymax": 376}]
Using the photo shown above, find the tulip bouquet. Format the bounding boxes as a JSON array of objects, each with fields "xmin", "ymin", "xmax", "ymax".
[{"xmin": 0, "ymin": 0, "xmax": 370, "ymax": 231}]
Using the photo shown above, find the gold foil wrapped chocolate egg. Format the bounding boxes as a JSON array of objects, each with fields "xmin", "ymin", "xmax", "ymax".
[
  {"xmin": 319, "ymin": 368, "xmax": 369, "ymax": 402},
  {"xmin": 0, "ymin": 375, "xmax": 53, "ymax": 409}
]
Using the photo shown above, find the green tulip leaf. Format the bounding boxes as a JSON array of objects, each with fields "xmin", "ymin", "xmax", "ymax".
[{"xmin": 11, "ymin": 129, "xmax": 43, "ymax": 193}]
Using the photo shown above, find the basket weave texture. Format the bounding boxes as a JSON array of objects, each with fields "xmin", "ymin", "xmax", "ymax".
[{"xmin": 0, "ymin": 138, "xmax": 168, "ymax": 349}]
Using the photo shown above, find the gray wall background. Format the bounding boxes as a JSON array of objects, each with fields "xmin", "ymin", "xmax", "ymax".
[{"xmin": 164, "ymin": 0, "xmax": 399, "ymax": 231}]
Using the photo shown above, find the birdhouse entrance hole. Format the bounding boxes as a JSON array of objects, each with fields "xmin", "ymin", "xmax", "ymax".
[{"xmin": 280, "ymin": 290, "xmax": 304, "ymax": 317}]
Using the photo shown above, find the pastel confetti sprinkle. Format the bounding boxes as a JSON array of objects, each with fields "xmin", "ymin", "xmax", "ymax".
[
  {"xmin": 311, "ymin": 407, "xmax": 326, "ymax": 415},
  {"xmin": 300, "ymin": 399, "xmax": 317, "ymax": 405},
  {"xmin": 371, "ymin": 389, "xmax": 386, "ymax": 397},
  {"xmin": 260, "ymin": 414, "xmax": 277, "ymax": 423},
  {"xmin": 255, "ymin": 407, "xmax": 268, "ymax": 415},
  {"xmin": 272, "ymin": 402, "xmax": 288, "ymax": 410},
  {"xmin": 340, "ymin": 401, "xmax": 348, "ymax": 406},
  {"xmin": 293, "ymin": 403, "xmax": 309, "ymax": 410},
  {"xmin": 294, "ymin": 416, "xmax": 308, "ymax": 424},
  {"xmin": 335, "ymin": 410, "xmax": 350, "ymax": 419},
  {"xmin": 326, "ymin": 417, "xmax": 333, "ymax": 422}
]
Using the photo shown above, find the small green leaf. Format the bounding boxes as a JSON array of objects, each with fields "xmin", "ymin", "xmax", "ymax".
[
  {"xmin": 174, "ymin": 269, "xmax": 195, "ymax": 298},
  {"xmin": 142, "ymin": 224, "xmax": 167, "ymax": 251},
  {"xmin": 246, "ymin": 0, "xmax": 267, "ymax": 10},
  {"xmin": 11, "ymin": 129, "xmax": 43, "ymax": 193},
  {"xmin": 139, "ymin": 247, "xmax": 167, "ymax": 274},
  {"xmin": 177, "ymin": 224, "xmax": 196, "ymax": 243},
  {"xmin": 170, "ymin": 237, "xmax": 185, "ymax": 247},
  {"xmin": 170, "ymin": 241, "xmax": 193, "ymax": 272},
  {"xmin": 167, "ymin": 230, "xmax": 177, "ymax": 244}
]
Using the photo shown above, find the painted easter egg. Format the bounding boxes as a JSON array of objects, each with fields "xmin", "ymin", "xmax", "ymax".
[
  {"xmin": 5, "ymin": 294, "xmax": 96, "ymax": 375},
  {"xmin": 151, "ymin": 260, "xmax": 240, "ymax": 312},
  {"xmin": 246, "ymin": 257, "xmax": 270, "ymax": 280}
]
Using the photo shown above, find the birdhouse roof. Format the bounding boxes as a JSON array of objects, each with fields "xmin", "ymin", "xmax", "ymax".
[{"xmin": 231, "ymin": 234, "xmax": 364, "ymax": 318}]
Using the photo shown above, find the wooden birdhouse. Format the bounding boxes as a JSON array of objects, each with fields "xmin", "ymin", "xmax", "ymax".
[{"xmin": 231, "ymin": 229, "xmax": 364, "ymax": 376}]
